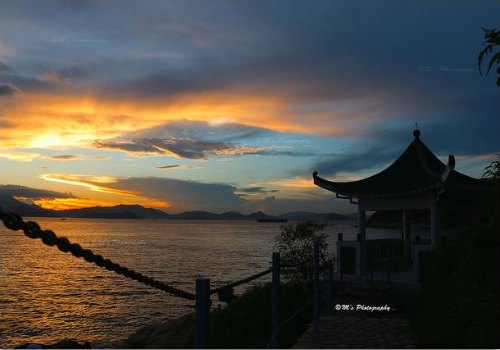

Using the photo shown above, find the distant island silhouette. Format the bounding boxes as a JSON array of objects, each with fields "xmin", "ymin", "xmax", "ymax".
[{"xmin": 0, "ymin": 195, "xmax": 355, "ymax": 221}]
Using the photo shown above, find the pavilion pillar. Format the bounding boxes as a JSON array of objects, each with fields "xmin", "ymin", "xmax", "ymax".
[
  {"xmin": 430, "ymin": 200, "xmax": 440, "ymax": 247},
  {"xmin": 358, "ymin": 205, "xmax": 366, "ymax": 276},
  {"xmin": 403, "ymin": 211, "xmax": 411, "ymax": 259}
]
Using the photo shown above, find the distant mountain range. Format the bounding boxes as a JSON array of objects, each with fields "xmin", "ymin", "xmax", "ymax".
[{"xmin": 0, "ymin": 195, "xmax": 355, "ymax": 222}]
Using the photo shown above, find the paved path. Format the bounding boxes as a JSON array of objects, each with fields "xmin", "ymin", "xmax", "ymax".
[{"xmin": 293, "ymin": 314, "xmax": 416, "ymax": 349}]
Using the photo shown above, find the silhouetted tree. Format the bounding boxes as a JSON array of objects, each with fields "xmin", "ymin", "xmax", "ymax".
[
  {"xmin": 274, "ymin": 221, "xmax": 329, "ymax": 283},
  {"xmin": 477, "ymin": 28, "xmax": 500, "ymax": 86},
  {"xmin": 483, "ymin": 153, "xmax": 500, "ymax": 225}
]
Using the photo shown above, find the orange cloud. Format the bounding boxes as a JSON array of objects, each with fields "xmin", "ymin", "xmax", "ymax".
[
  {"xmin": 0, "ymin": 90, "xmax": 350, "ymax": 151},
  {"xmin": 0, "ymin": 151, "xmax": 40, "ymax": 162},
  {"xmin": 37, "ymin": 173, "xmax": 170, "ymax": 210},
  {"xmin": 0, "ymin": 152, "xmax": 87, "ymax": 163},
  {"xmin": 32, "ymin": 197, "xmax": 170, "ymax": 211},
  {"xmin": 261, "ymin": 176, "xmax": 317, "ymax": 189},
  {"xmin": 250, "ymin": 176, "xmax": 331, "ymax": 201},
  {"xmin": 39, "ymin": 173, "xmax": 134, "ymax": 195}
]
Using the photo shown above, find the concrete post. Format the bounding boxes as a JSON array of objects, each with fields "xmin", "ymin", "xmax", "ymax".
[
  {"xmin": 431, "ymin": 200, "xmax": 440, "ymax": 247},
  {"xmin": 313, "ymin": 242, "xmax": 320, "ymax": 334},
  {"xmin": 403, "ymin": 211, "xmax": 412, "ymax": 259},
  {"xmin": 271, "ymin": 252, "xmax": 280, "ymax": 349},
  {"xmin": 195, "ymin": 278, "xmax": 210, "ymax": 349},
  {"xmin": 337, "ymin": 233, "xmax": 343, "ymax": 281},
  {"xmin": 326, "ymin": 260, "xmax": 334, "ymax": 315},
  {"xmin": 358, "ymin": 207, "xmax": 366, "ymax": 276}
]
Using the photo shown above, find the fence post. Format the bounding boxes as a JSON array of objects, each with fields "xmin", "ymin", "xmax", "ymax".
[
  {"xmin": 386, "ymin": 258, "xmax": 392, "ymax": 287},
  {"xmin": 326, "ymin": 259, "xmax": 334, "ymax": 315},
  {"xmin": 337, "ymin": 233, "xmax": 343, "ymax": 284},
  {"xmin": 313, "ymin": 242, "xmax": 320, "ymax": 334},
  {"xmin": 271, "ymin": 252, "xmax": 280, "ymax": 349},
  {"xmin": 195, "ymin": 278, "xmax": 210, "ymax": 349}
]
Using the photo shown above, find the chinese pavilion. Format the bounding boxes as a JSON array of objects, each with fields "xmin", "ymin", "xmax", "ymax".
[{"xmin": 313, "ymin": 129, "xmax": 490, "ymax": 276}]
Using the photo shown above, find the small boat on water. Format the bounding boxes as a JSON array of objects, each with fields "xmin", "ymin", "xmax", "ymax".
[{"xmin": 256, "ymin": 218, "xmax": 288, "ymax": 223}]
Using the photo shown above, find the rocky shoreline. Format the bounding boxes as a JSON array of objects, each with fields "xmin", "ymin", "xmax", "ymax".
[{"xmin": 15, "ymin": 313, "xmax": 196, "ymax": 349}]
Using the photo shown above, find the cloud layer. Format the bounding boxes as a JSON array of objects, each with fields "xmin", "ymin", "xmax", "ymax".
[
  {"xmin": 0, "ymin": 1, "xmax": 498, "ymax": 214},
  {"xmin": 93, "ymin": 120, "xmax": 274, "ymax": 159},
  {"xmin": 0, "ymin": 83, "xmax": 20, "ymax": 97},
  {"xmin": 0, "ymin": 184, "xmax": 74, "ymax": 199}
]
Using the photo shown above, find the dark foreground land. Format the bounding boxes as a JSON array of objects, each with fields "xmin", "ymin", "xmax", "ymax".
[
  {"xmin": 294, "ymin": 284, "xmax": 417, "ymax": 349},
  {"xmin": 123, "ymin": 282, "xmax": 420, "ymax": 349}
]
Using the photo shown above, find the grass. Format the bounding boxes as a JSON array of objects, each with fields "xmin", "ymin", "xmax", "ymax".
[
  {"xmin": 208, "ymin": 281, "xmax": 312, "ymax": 348},
  {"xmin": 414, "ymin": 224, "xmax": 500, "ymax": 348},
  {"xmin": 124, "ymin": 281, "xmax": 314, "ymax": 348}
]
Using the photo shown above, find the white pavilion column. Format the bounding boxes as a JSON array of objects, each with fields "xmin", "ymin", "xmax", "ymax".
[
  {"xmin": 358, "ymin": 205, "xmax": 366, "ymax": 275},
  {"xmin": 430, "ymin": 200, "xmax": 440, "ymax": 247}
]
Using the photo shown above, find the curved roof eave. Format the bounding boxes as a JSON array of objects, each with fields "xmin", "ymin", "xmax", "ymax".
[{"xmin": 311, "ymin": 129, "xmax": 474, "ymax": 199}]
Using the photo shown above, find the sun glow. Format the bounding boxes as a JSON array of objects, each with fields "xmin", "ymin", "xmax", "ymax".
[
  {"xmin": 30, "ymin": 133, "xmax": 69, "ymax": 149},
  {"xmin": 0, "ymin": 91, "xmax": 350, "ymax": 151}
]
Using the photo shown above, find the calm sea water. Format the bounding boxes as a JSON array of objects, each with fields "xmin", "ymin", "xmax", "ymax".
[{"xmin": 0, "ymin": 218, "xmax": 402, "ymax": 348}]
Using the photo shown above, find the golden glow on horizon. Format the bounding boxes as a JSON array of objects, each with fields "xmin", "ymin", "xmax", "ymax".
[
  {"xmin": 31, "ymin": 197, "xmax": 170, "ymax": 211},
  {"xmin": 34, "ymin": 174, "xmax": 171, "ymax": 210}
]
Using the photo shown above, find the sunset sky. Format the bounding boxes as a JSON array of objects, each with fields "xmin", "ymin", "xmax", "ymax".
[{"xmin": 0, "ymin": 0, "xmax": 499, "ymax": 214}]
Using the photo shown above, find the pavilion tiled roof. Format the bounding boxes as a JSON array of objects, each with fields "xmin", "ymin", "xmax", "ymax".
[{"xmin": 313, "ymin": 129, "xmax": 491, "ymax": 198}]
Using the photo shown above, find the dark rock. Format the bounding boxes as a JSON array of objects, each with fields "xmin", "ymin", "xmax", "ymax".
[
  {"xmin": 16, "ymin": 339, "xmax": 91, "ymax": 349},
  {"xmin": 124, "ymin": 313, "xmax": 195, "ymax": 349}
]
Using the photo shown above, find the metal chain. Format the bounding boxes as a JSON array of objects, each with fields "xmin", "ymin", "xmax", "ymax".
[
  {"xmin": 210, "ymin": 268, "xmax": 272, "ymax": 295},
  {"xmin": 0, "ymin": 208, "xmax": 195, "ymax": 300}
]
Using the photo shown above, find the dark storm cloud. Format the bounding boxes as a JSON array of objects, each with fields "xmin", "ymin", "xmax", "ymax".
[
  {"xmin": 311, "ymin": 113, "xmax": 500, "ymax": 178},
  {"xmin": 114, "ymin": 177, "xmax": 246, "ymax": 213},
  {"xmin": 311, "ymin": 147, "xmax": 401, "ymax": 177},
  {"xmin": 38, "ymin": 66, "xmax": 88, "ymax": 85},
  {"xmin": 112, "ymin": 176, "xmax": 337, "ymax": 214},
  {"xmin": 92, "ymin": 2, "xmax": 494, "ymax": 104},
  {"xmin": 93, "ymin": 120, "xmax": 316, "ymax": 159},
  {"xmin": 0, "ymin": 62, "xmax": 10, "ymax": 72},
  {"xmin": 130, "ymin": 120, "xmax": 269, "ymax": 143},
  {"xmin": 94, "ymin": 137, "xmax": 239, "ymax": 159},
  {"xmin": 1, "ymin": 1, "xmax": 498, "ymax": 159},
  {"xmin": 0, "ymin": 83, "xmax": 21, "ymax": 97},
  {"xmin": 0, "ymin": 185, "xmax": 75, "ymax": 199},
  {"xmin": 94, "ymin": 120, "xmax": 273, "ymax": 159}
]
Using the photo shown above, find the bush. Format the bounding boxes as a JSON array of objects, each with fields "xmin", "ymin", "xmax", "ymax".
[
  {"xmin": 415, "ymin": 155, "xmax": 500, "ymax": 348},
  {"xmin": 274, "ymin": 221, "xmax": 330, "ymax": 283},
  {"xmin": 208, "ymin": 282, "xmax": 312, "ymax": 348},
  {"xmin": 416, "ymin": 224, "xmax": 499, "ymax": 348}
]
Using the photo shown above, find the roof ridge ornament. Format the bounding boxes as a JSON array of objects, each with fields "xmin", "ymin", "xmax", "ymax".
[
  {"xmin": 440, "ymin": 154, "xmax": 455, "ymax": 183},
  {"xmin": 413, "ymin": 126, "xmax": 421, "ymax": 139}
]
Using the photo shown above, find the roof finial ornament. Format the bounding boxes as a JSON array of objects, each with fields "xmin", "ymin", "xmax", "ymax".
[{"xmin": 413, "ymin": 122, "xmax": 421, "ymax": 139}]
